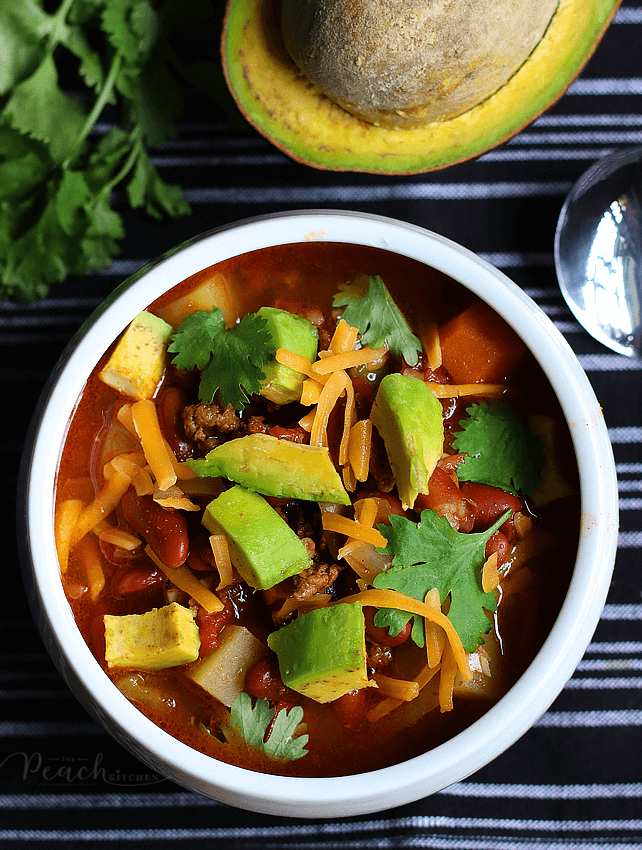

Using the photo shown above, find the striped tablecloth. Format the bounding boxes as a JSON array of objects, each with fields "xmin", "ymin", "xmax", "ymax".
[{"xmin": 4, "ymin": 2, "xmax": 641, "ymax": 846}]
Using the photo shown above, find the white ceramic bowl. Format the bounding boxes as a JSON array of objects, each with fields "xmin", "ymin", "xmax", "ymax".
[{"xmin": 19, "ymin": 210, "xmax": 618, "ymax": 818}]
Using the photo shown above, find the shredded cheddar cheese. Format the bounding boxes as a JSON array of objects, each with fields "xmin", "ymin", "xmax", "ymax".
[
  {"xmin": 342, "ymin": 461, "xmax": 356, "ymax": 493},
  {"xmin": 98, "ymin": 528, "xmax": 141, "ymax": 550},
  {"xmin": 275, "ymin": 347, "xmax": 314, "ymax": 377},
  {"xmin": 482, "ymin": 551, "xmax": 500, "ymax": 593},
  {"xmin": 310, "ymin": 345, "xmax": 387, "ymax": 375},
  {"xmin": 374, "ymin": 674, "xmax": 420, "ymax": 702},
  {"xmin": 338, "ymin": 373, "xmax": 356, "ymax": 467},
  {"xmin": 145, "ymin": 546, "xmax": 223, "ymax": 613},
  {"xmin": 300, "ymin": 377, "xmax": 323, "ymax": 406},
  {"xmin": 209, "ymin": 534, "xmax": 234, "ymax": 590},
  {"xmin": 153, "ymin": 485, "xmax": 200, "ymax": 512},
  {"xmin": 328, "ymin": 319, "xmax": 359, "ymax": 354},
  {"xmin": 427, "ymin": 382, "xmax": 506, "ymax": 399},
  {"xmin": 72, "ymin": 469, "xmax": 132, "ymax": 544},
  {"xmin": 321, "ymin": 512, "xmax": 388, "ymax": 549},
  {"xmin": 116, "ymin": 402, "xmax": 137, "ymax": 436},
  {"xmin": 310, "ymin": 370, "xmax": 349, "ymax": 448},
  {"xmin": 354, "ymin": 497, "xmax": 378, "ymax": 529},
  {"xmin": 367, "ymin": 663, "xmax": 441, "ymax": 723},
  {"xmin": 348, "ymin": 419, "xmax": 372, "ymax": 482},
  {"xmin": 338, "ymin": 588, "xmax": 472, "ymax": 682},
  {"xmin": 424, "ymin": 588, "xmax": 446, "ymax": 669},
  {"xmin": 131, "ymin": 399, "xmax": 177, "ymax": 491},
  {"xmin": 438, "ymin": 643, "xmax": 458, "ymax": 713},
  {"xmin": 55, "ymin": 498, "xmax": 83, "ymax": 574},
  {"xmin": 420, "ymin": 320, "xmax": 442, "ymax": 371},
  {"xmin": 298, "ymin": 409, "xmax": 316, "ymax": 432}
]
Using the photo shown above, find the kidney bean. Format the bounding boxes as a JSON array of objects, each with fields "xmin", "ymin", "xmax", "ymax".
[
  {"xmin": 415, "ymin": 466, "xmax": 475, "ymax": 531},
  {"xmin": 333, "ymin": 689, "xmax": 366, "ymax": 726},
  {"xmin": 158, "ymin": 386, "xmax": 192, "ymax": 461},
  {"xmin": 98, "ymin": 536, "xmax": 144, "ymax": 567},
  {"xmin": 460, "ymin": 481, "xmax": 523, "ymax": 538},
  {"xmin": 245, "ymin": 656, "xmax": 287, "ymax": 703},
  {"xmin": 196, "ymin": 598, "xmax": 235, "ymax": 655},
  {"xmin": 358, "ymin": 491, "xmax": 407, "ymax": 522},
  {"xmin": 485, "ymin": 531, "xmax": 509, "ymax": 566},
  {"xmin": 186, "ymin": 532, "xmax": 216, "ymax": 572},
  {"xmin": 364, "ymin": 606, "xmax": 411, "ymax": 647},
  {"xmin": 268, "ymin": 425, "xmax": 308, "ymax": 443},
  {"xmin": 121, "ymin": 488, "xmax": 189, "ymax": 567},
  {"xmin": 113, "ymin": 563, "xmax": 165, "ymax": 597}
]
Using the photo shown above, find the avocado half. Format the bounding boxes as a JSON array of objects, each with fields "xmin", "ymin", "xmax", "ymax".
[{"xmin": 221, "ymin": 0, "xmax": 622, "ymax": 174}]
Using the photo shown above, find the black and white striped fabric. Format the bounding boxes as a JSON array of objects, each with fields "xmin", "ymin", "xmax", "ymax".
[{"xmin": 4, "ymin": 3, "xmax": 642, "ymax": 846}]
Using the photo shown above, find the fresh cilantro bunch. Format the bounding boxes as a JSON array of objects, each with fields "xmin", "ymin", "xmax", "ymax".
[
  {"xmin": 453, "ymin": 402, "xmax": 545, "ymax": 496},
  {"xmin": 0, "ymin": 0, "xmax": 195, "ymax": 302},
  {"xmin": 373, "ymin": 509, "xmax": 509, "ymax": 652},
  {"xmin": 333, "ymin": 275, "xmax": 422, "ymax": 366},
  {"xmin": 168, "ymin": 307, "xmax": 276, "ymax": 410},
  {"xmin": 225, "ymin": 693, "xmax": 308, "ymax": 761}
]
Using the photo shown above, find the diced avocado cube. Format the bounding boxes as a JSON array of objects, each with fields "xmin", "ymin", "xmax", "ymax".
[
  {"xmin": 202, "ymin": 485, "xmax": 313, "ymax": 590},
  {"xmin": 99, "ymin": 311, "xmax": 173, "ymax": 400},
  {"xmin": 370, "ymin": 373, "xmax": 444, "ymax": 510},
  {"xmin": 258, "ymin": 306, "xmax": 318, "ymax": 404},
  {"xmin": 267, "ymin": 602, "xmax": 371, "ymax": 703},
  {"xmin": 187, "ymin": 625, "xmax": 266, "ymax": 707},
  {"xmin": 104, "ymin": 602, "xmax": 200, "ymax": 670},
  {"xmin": 187, "ymin": 433, "xmax": 351, "ymax": 505}
]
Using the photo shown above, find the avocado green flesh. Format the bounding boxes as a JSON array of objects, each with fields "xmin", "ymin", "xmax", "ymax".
[
  {"xmin": 258, "ymin": 306, "xmax": 318, "ymax": 404},
  {"xmin": 268, "ymin": 602, "xmax": 370, "ymax": 703},
  {"xmin": 202, "ymin": 485, "xmax": 312, "ymax": 590},
  {"xmin": 222, "ymin": 0, "xmax": 621, "ymax": 174},
  {"xmin": 187, "ymin": 433, "xmax": 351, "ymax": 505},
  {"xmin": 370, "ymin": 373, "xmax": 444, "ymax": 511}
]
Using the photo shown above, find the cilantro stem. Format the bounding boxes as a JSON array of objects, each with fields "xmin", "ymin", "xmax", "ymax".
[
  {"xmin": 47, "ymin": 0, "xmax": 78, "ymax": 54},
  {"xmin": 62, "ymin": 52, "xmax": 124, "ymax": 170},
  {"xmin": 101, "ymin": 128, "xmax": 143, "ymax": 197}
]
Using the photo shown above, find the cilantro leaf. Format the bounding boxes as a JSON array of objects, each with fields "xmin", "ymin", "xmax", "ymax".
[
  {"xmin": 0, "ymin": 0, "xmax": 196, "ymax": 302},
  {"xmin": 453, "ymin": 402, "xmax": 545, "ymax": 497},
  {"xmin": 168, "ymin": 309, "xmax": 276, "ymax": 410},
  {"xmin": 226, "ymin": 693, "xmax": 308, "ymax": 761},
  {"xmin": 373, "ymin": 509, "xmax": 509, "ymax": 652},
  {"xmin": 333, "ymin": 275, "xmax": 422, "ymax": 366},
  {"xmin": 168, "ymin": 308, "xmax": 225, "ymax": 371}
]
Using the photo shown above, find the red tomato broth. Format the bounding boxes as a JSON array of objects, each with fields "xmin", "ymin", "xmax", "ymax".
[{"xmin": 54, "ymin": 242, "xmax": 580, "ymax": 777}]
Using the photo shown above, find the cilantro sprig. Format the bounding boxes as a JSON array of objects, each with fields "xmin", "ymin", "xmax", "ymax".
[
  {"xmin": 333, "ymin": 275, "xmax": 422, "ymax": 366},
  {"xmin": 225, "ymin": 693, "xmax": 308, "ymax": 761},
  {"xmin": 168, "ymin": 307, "xmax": 276, "ymax": 409},
  {"xmin": 373, "ymin": 509, "xmax": 509, "ymax": 652},
  {"xmin": 453, "ymin": 402, "xmax": 545, "ymax": 497},
  {"xmin": 0, "ymin": 0, "xmax": 213, "ymax": 302}
]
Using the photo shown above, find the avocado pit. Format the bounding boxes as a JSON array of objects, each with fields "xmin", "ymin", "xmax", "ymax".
[{"xmin": 280, "ymin": 0, "xmax": 558, "ymax": 128}]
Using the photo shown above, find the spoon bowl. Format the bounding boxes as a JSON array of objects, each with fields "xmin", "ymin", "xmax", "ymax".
[{"xmin": 554, "ymin": 146, "xmax": 642, "ymax": 357}]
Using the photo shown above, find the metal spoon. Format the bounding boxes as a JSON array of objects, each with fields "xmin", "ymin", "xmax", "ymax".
[{"xmin": 554, "ymin": 146, "xmax": 642, "ymax": 357}]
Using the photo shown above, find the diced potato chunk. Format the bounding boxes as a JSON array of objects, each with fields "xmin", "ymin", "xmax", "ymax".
[
  {"xmin": 104, "ymin": 602, "xmax": 200, "ymax": 670},
  {"xmin": 453, "ymin": 633, "xmax": 504, "ymax": 701},
  {"xmin": 187, "ymin": 625, "xmax": 265, "ymax": 707},
  {"xmin": 99, "ymin": 311, "xmax": 173, "ymax": 400},
  {"xmin": 154, "ymin": 274, "xmax": 240, "ymax": 329}
]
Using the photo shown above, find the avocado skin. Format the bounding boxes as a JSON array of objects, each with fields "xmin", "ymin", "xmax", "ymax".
[
  {"xmin": 187, "ymin": 433, "xmax": 351, "ymax": 505},
  {"xmin": 370, "ymin": 373, "xmax": 444, "ymax": 511},
  {"xmin": 258, "ymin": 306, "xmax": 318, "ymax": 404},
  {"xmin": 202, "ymin": 485, "xmax": 312, "ymax": 590},
  {"xmin": 221, "ymin": 0, "xmax": 621, "ymax": 174},
  {"xmin": 268, "ymin": 602, "xmax": 370, "ymax": 702}
]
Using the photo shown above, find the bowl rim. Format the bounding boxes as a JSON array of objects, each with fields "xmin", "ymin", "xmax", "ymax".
[{"xmin": 19, "ymin": 209, "xmax": 618, "ymax": 818}]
